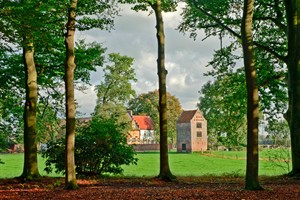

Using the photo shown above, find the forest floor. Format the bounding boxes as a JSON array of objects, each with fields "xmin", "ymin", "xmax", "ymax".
[{"xmin": 0, "ymin": 176, "xmax": 299, "ymax": 199}]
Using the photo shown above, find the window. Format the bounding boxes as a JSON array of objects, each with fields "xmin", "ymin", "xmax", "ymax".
[
  {"xmin": 196, "ymin": 122, "xmax": 202, "ymax": 128},
  {"xmin": 197, "ymin": 131, "xmax": 202, "ymax": 137}
]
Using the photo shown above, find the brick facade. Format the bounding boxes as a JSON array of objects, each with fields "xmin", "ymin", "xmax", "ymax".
[{"xmin": 176, "ymin": 109, "xmax": 207, "ymax": 152}]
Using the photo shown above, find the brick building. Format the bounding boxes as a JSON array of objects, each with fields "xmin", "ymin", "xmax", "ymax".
[
  {"xmin": 127, "ymin": 111, "xmax": 157, "ymax": 145},
  {"xmin": 176, "ymin": 109, "xmax": 207, "ymax": 152}
]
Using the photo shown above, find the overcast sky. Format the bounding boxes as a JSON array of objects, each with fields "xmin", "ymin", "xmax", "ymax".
[{"xmin": 75, "ymin": 3, "xmax": 220, "ymax": 116}]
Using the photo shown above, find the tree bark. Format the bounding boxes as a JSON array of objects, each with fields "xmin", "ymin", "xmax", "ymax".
[
  {"xmin": 151, "ymin": 0, "xmax": 175, "ymax": 181},
  {"xmin": 241, "ymin": 0, "xmax": 262, "ymax": 190},
  {"xmin": 21, "ymin": 41, "xmax": 40, "ymax": 180},
  {"xmin": 64, "ymin": 0, "xmax": 78, "ymax": 189},
  {"xmin": 284, "ymin": 0, "xmax": 300, "ymax": 176}
]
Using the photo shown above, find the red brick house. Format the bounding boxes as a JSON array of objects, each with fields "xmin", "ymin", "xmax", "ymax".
[{"xmin": 176, "ymin": 109, "xmax": 207, "ymax": 152}]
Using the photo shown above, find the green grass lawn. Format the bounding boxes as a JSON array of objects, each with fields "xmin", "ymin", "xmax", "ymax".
[
  {"xmin": 0, "ymin": 153, "xmax": 62, "ymax": 178},
  {"xmin": 0, "ymin": 150, "xmax": 290, "ymax": 179},
  {"xmin": 122, "ymin": 151, "xmax": 289, "ymax": 177}
]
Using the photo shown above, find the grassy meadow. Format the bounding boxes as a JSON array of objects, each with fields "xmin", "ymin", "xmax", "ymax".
[{"xmin": 0, "ymin": 149, "xmax": 290, "ymax": 179}]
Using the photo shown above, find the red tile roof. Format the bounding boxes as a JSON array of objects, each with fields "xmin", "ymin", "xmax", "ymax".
[
  {"xmin": 177, "ymin": 109, "xmax": 198, "ymax": 124},
  {"xmin": 132, "ymin": 116, "xmax": 154, "ymax": 130}
]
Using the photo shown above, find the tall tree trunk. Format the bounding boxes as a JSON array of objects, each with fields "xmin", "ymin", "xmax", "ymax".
[
  {"xmin": 284, "ymin": 0, "xmax": 300, "ymax": 176},
  {"xmin": 21, "ymin": 41, "xmax": 40, "ymax": 180},
  {"xmin": 241, "ymin": 0, "xmax": 262, "ymax": 190},
  {"xmin": 64, "ymin": 0, "xmax": 78, "ymax": 189},
  {"xmin": 151, "ymin": 0, "xmax": 175, "ymax": 181}
]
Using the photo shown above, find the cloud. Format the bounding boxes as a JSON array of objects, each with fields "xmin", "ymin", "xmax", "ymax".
[{"xmin": 75, "ymin": 3, "xmax": 219, "ymax": 116}]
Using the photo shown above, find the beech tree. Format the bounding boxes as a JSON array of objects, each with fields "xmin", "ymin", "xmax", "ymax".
[
  {"xmin": 63, "ymin": 0, "xmax": 117, "ymax": 188},
  {"xmin": 64, "ymin": 0, "xmax": 78, "ymax": 189},
  {"xmin": 120, "ymin": 0, "xmax": 177, "ymax": 180},
  {"xmin": 241, "ymin": 0, "xmax": 262, "ymax": 190},
  {"xmin": 0, "ymin": 1, "xmax": 61, "ymax": 179},
  {"xmin": 284, "ymin": 0, "xmax": 300, "ymax": 176}
]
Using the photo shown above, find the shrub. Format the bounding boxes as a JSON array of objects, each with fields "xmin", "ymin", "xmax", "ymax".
[{"xmin": 42, "ymin": 117, "xmax": 138, "ymax": 176}]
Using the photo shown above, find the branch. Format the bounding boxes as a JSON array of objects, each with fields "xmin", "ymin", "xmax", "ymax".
[
  {"xmin": 190, "ymin": 0, "xmax": 288, "ymax": 63},
  {"xmin": 35, "ymin": 63, "xmax": 61, "ymax": 76}
]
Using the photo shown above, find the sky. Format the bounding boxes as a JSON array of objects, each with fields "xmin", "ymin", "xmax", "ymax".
[{"xmin": 75, "ymin": 3, "xmax": 220, "ymax": 117}]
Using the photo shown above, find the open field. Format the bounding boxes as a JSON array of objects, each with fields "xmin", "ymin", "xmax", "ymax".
[
  {"xmin": 0, "ymin": 149, "xmax": 290, "ymax": 179},
  {"xmin": 122, "ymin": 150, "xmax": 290, "ymax": 177}
]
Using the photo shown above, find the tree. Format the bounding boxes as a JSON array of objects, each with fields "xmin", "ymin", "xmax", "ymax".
[
  {"xmin": 151, "ymin": 0, "xmax": 177, "ymax": 180},
  {"xmin": 64, "ymin": 0, "xmax": 79, "ymax": 189},
  {"xmin": 22, "ymin": 39, "xmax": 40, "ymax": 179},
  {"xmin": 0, "ymin": 0, "xmax": 68, "ymax": 180},
  {"xmin": 94, "ymin": 53, "xmax": 136, "ymax": 128},
  {"xmin": 241, "ymin": 0, "xmax": 262, "ymax": 190},
  {"xmin": 94, "ymin": 53, "xmax": 136, "ymax": 107},
  {"xmin": 265, "ymin": 119, "xmax": 290, "ymax": 146},
  {"xmin": 120, "ymin": 0, "xmax": 178, "ymax": 180},
  {"xmin": 284, "ymin": 0, "xmax": 300, "ymax": 176},
  {"xmin": 128, "ymin": 90, "xmax": 182, "ymax": 146},
  {"xmin": 198, "ymin": 70, "xmax": 247, "ymax": 150}
]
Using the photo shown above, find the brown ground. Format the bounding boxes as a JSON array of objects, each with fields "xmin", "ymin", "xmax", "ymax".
[{"xmin": 0, "ymin": 176, "xmax": 299, "ymax": 200}]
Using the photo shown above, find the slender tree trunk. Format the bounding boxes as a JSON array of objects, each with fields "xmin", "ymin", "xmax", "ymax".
[
  {"xmin": 21, "ymin": 41, "xmax": 40, "ymax": 180},
  {"xmin": 284, "ymin": 0, "xmax": 300, "ymax": 176},
  {"xmin": 151, "ymin": 0, "xmax": 175, "ymax": 181},
  {"xmin": 64, "ymin": 0, "xmax": 78, "ymax": 189},
  {"xmin": 241, "ymin": 0, "xmax": 262, "ymax": 190}
]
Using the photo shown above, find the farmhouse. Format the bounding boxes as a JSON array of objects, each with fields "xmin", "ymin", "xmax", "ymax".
[
  {"xmin": 127, "ymin": 111, "xmax": 157, "ymax": 145},
  {"xmin": 176, "ymin": 109, "xmax": 207, "ymax": 152}
]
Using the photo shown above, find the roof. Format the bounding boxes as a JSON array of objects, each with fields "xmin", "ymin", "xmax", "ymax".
[
  {"xmin": 132, "ymin": 116, "xmax": 154, "ymax": 130},
  {"xmin": 177, "ymin": 109, "xmax": 198, "ymax": 124}
]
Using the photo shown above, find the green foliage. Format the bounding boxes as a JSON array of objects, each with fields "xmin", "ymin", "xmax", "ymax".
[
  {"xmin": 120, "ymin": 0, "xmax": 177, "ymax": 13},
  {"xmin": 198, "ymin": 38, "xmax": 287, "ymax": 150},
  {"xmin": 199, "ymin": 69, "xmax": 247, "ymax": 149},
  {"xmin": 95, "ymin": 53, "xmax": 136, "ymax": 106},
  {"xmin": 265, "ymin": 120, "xmax": 290, "ymax": 146},
  {"xmin": 181, "ymin": 0, "xmax": 288, "ymax": 121},
  {"xmin": 42, "ymin": 117, "xmax": 138, "ymax": 176},
  {"xmin": 94, "ymin": 53, "xmax": 136, "ymax": 131}
]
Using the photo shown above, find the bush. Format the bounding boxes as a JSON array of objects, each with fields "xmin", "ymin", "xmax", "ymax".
[{"xmin": 42, "ymin": 117, "xmax": 138, "ymax": 176}]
